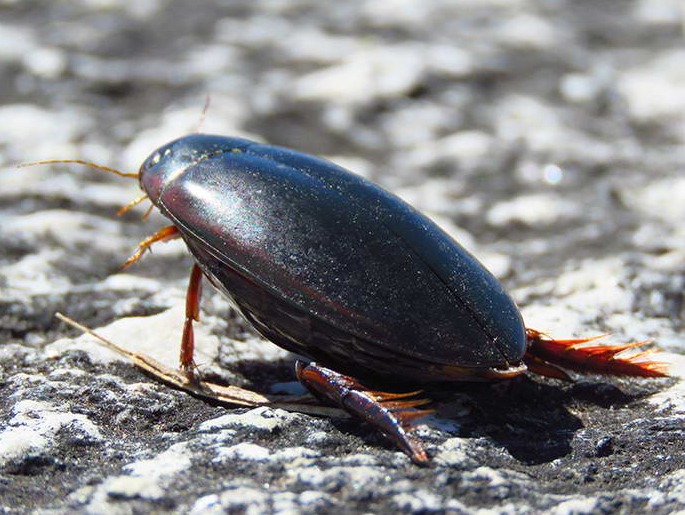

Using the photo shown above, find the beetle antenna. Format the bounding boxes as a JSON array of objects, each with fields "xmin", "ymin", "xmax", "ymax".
[
  {"xmin": 18, "ymin": 159, "xmax": 138, "ymax": 179},
  {"xmin": 194, "ymin": 94, "xmax": 211, "ymax": 133}
]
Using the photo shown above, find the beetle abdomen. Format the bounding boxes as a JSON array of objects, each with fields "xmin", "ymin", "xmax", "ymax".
[{"xmin": 147, "ymin": 135, "xmax": 527, "ymax": 375}]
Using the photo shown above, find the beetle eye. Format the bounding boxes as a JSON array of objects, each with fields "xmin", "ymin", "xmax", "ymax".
[{"xmin": 147, "ymin": 152, "xmax": 162, "ymax": 168}]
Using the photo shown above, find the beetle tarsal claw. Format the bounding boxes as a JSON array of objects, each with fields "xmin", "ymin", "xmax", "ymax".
[
  {"xmin": 295, "ymin": 361, "xmax": 432, "ymax": 465},
  {"xmin": 179, "ymin": 359, "xmax": 203, "ymax": 385},
  {"xmin": 525, "ymin": 328, "xmax": 669, "ymax": 378}
]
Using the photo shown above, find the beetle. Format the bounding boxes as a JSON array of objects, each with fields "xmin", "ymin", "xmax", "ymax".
[{"xmin": 31, "ymin": 134, "xmax": 667, "ymax": 464}]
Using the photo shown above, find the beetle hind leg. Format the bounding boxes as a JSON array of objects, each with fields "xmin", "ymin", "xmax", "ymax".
[
  {"xmin": 525, "ymin": 328, "xmax": 668, "ymax": 378},
  {"xmin": 295, "ymin": 361, "xmax": 433, "ymax": 465}
]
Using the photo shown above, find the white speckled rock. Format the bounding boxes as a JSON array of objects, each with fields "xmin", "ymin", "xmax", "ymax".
[{"xmin": 1, "ymin": 1, "xmax": 683, "ymax": 513}]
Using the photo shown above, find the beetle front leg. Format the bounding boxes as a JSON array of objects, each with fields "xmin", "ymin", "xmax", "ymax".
[
  {"xmin": 122, "ymin": 225, "xmax": 181, "ymax": 269},
  {"xmin": 295, "ymin": 361, "xmax": 432, "ymax": 465},
  {"xmin": 180, "ymin": 263, "xmax": 203, "ymax": 380}
]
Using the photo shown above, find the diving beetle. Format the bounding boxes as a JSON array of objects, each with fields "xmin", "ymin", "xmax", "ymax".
[{"xmin": 36, "ymin": 134, "xmax": 667, "ymax": 464}]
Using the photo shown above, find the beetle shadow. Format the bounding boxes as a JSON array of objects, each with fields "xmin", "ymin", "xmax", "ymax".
[
  {"xmin": 220, "ymin": 360, "xmax": 573, "ymax": 464},
  {"xmin": 233, "ymin": 359, "xmax": 299, "ymax": 390},
  {"xmin": 427, "ymin": 376, "xmax": 654, "ymax": 465},
  {"xmin": 436, "ymin": 378, "xmax": 582, "ymax": 465}
]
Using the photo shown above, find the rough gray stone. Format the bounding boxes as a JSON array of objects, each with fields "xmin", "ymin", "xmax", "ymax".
[{"xmin": 1, "ymin": 1, "xmax": 684, "ymax": 513}]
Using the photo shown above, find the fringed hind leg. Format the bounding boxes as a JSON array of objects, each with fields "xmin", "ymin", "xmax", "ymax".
[
  {"xmin": 524, "ymin": 328, "xmax": 668, "ymax": 379},
  {"xmin": 295, "ymin": 361, "xmax": 433, "ymax": 465}
]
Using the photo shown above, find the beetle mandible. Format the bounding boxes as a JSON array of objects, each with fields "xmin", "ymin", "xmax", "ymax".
[{"xmin": 35, "ymin": 134, "xmax": 667, "ymax": 464}]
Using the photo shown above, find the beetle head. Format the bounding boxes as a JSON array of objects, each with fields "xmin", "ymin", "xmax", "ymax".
[{"xmin": 139, "ymin": 134, "xmax": 253, "ymax": 205}]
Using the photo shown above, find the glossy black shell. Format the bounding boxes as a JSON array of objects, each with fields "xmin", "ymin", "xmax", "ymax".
[{"xmin": 139, "ymin": 134, "xmax": 527, "ymax": 382}]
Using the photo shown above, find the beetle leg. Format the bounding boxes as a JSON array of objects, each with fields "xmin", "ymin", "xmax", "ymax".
[
  {"xmin": 523, "ymin": 354, "xmax": 572, "ymax": 381},
  {"xmin": 180, "ymin": 263, "xmax": 203, "ymax": 380},
  {"xmin": 122, "ymin": 225, "xmax": 181, "ymax": 269},
  {"xmin": 295, "ymin": 361, "xmax": 432, "ymax": 465},
  {"xmin": 525, "ymin": 328, "xmax": 668, "ymax": 377},
  {"xmin": 117, "ymin": 194, "xmax": 149, "ymax": 217}
]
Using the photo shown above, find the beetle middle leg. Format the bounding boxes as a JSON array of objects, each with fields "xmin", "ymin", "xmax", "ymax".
[
  {"xmin": 295, "ymin": 361, "xmax": 433, "ymax": 464},
  {"xmin": 119, "ymin": 224, "xmax": 203, "ymax": 380},
  {"xmin": 180, "ymin": 263, "xmax": 203, "ymax": 380}
]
